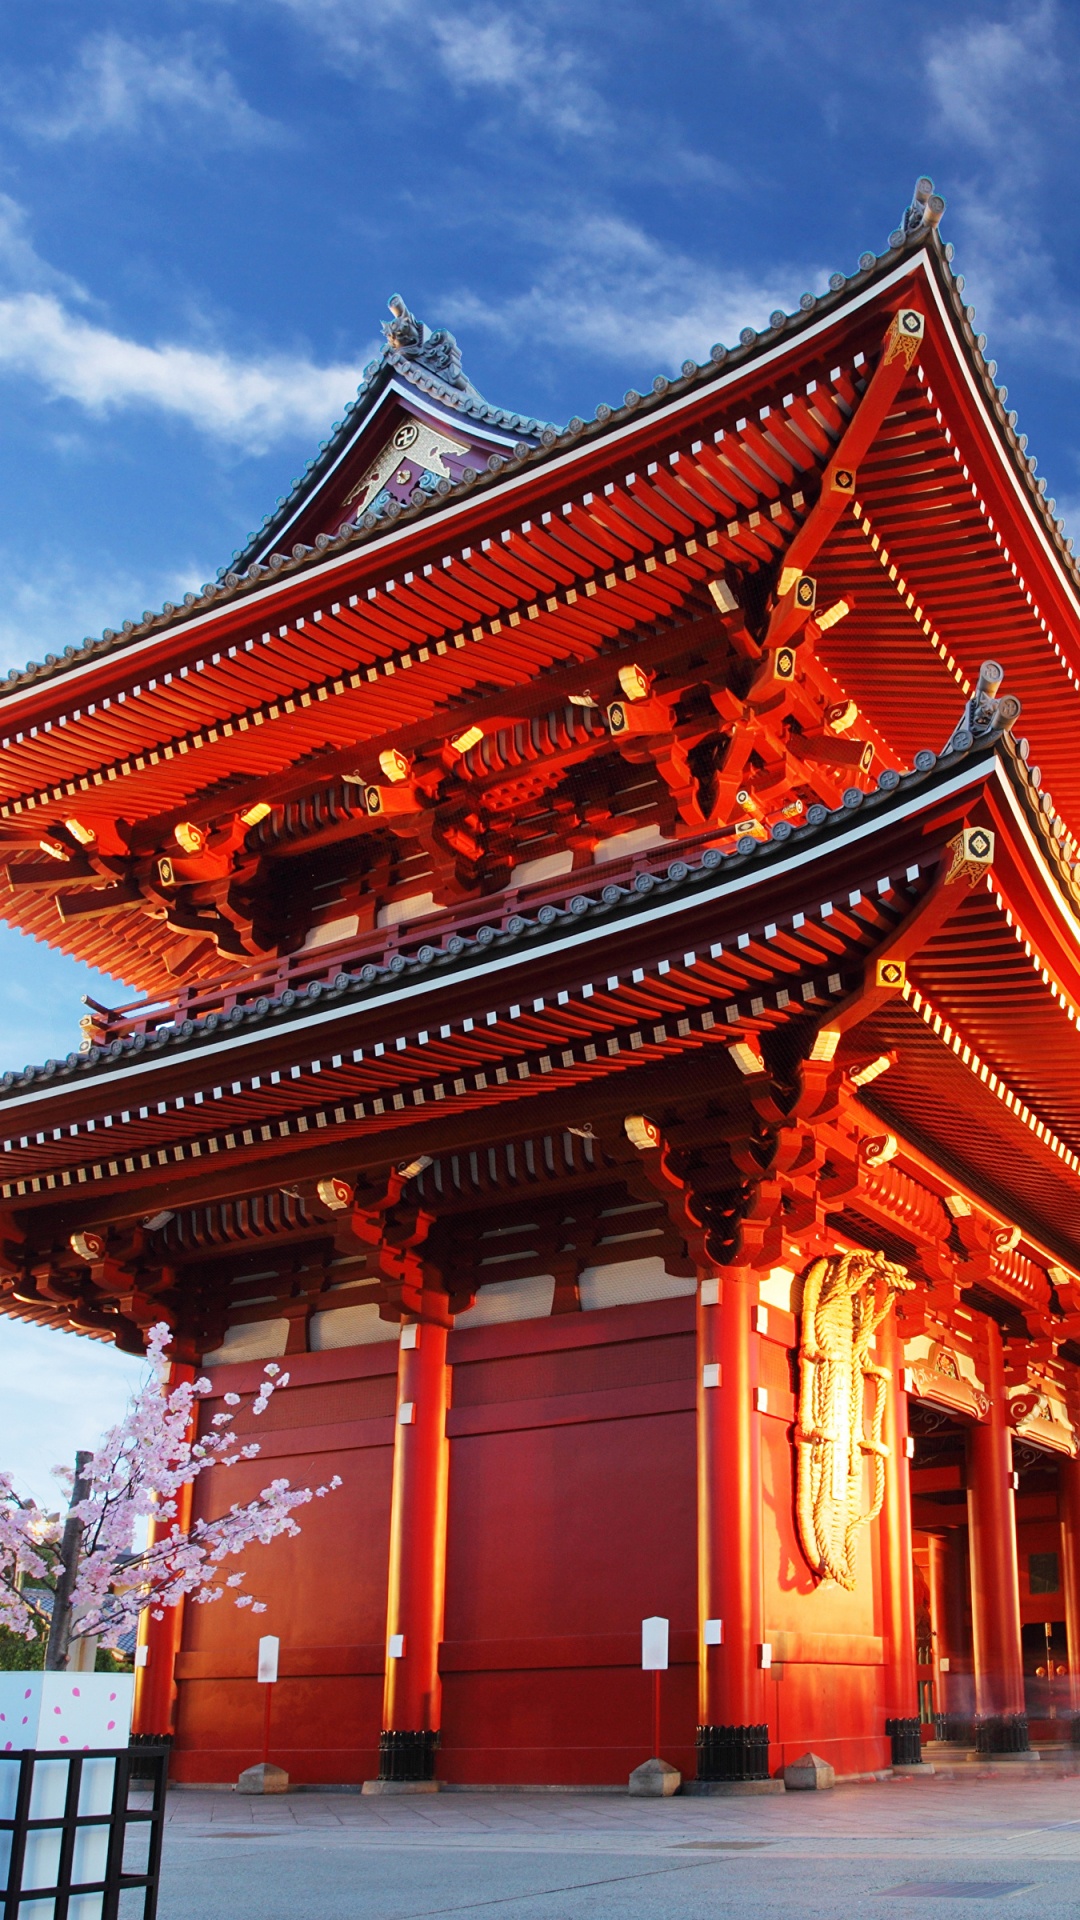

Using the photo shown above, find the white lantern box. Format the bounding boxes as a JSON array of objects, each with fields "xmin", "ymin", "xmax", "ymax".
[{"xmin": 0, "ymin": 1673, "xmax": 134, "ymax": 1753}]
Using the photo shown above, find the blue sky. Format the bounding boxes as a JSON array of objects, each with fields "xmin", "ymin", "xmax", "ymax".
[{"xmin": 3, "ymin": 0, "xmax": 1080, "ymax": 1496}]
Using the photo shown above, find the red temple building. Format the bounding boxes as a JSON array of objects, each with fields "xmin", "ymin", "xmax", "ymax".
[{"xmin": 5, "ymin": 179, "xmax": 1080, "ymax": 1789}]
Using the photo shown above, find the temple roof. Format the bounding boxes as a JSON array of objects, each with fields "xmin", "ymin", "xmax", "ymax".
[
  {"xmin": 3, "ymin": 731, "xmax": 1080, "ymax": 1274},
  {"xmin": 5, "ymin": 718, "xmax": 1080, "ymax": 1352},
  {"xmin": 3, "ymin": 178, "xmax": 1071, "ymax": 706},
  {"xmin": 3, "ymin": 179, "xmax": 1080, "ymax": 1001}
]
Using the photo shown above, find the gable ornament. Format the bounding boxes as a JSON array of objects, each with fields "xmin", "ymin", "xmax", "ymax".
[{"xmin": 383, "ymin": 294, "xmax": 468, "ymax": 389}]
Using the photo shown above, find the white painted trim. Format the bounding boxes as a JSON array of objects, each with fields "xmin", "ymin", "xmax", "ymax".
[
  {"xmin": 917, "ymin": 270, "xmax": 1080, "ymax": 622},
  {"xmin": 990, "ymin": 760, "xmax": 1080, "ymax": 952}
]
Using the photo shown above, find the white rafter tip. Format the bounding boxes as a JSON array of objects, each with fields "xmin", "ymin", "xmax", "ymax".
[
  {"xmin": 728, "ymin": 1040, "xmax": 767, "ymax": 1076},
  {"xmin": 849, "ymin": 1052, "xmax": 894, "ymax": 1086},
  {"xmin": 809, "ymin": 1028, "xmax": 841, "ymax": 1062}
]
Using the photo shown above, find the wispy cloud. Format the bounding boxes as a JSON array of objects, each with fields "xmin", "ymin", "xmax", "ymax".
[
  {"xmin": 0, "ymin": 544, "xmax": 208, "ymax": 675},
  {"xmin": 0, "ymin": 293, "xmax": 367, "ymax": 449},
  {"xmin": 428, "ymin": 10, "xmax": 606, "ymax": 136},
  {"xmin": 257, "ymin": 0, "xmax": 609, "ymax": 138},
  {"xmin": 0, "ymin": 197, "xmax": 370, "ymax": 451},
  {"xmin": 921, "ymin": 1, "xmax": 1076, "ymax": 369},
  {"xmin": 0, "ymin": 195, "xmax": 86, "ymax": 304},
  {"xmin": 444, "ymin": 211, "xmax": 822, "ymax": 378},
  {"xmin": 6, "ymin": 31, "xmax": 283, "ymax": 148},
  {"xmin": 925, "ymin": 1, "xmax": 1060, "ymax": 167}
]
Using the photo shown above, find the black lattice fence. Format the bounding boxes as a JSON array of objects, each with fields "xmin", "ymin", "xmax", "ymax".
[{"xmin": 1, "ymin": 1742, "xmax": 168, "ymax": 1919}]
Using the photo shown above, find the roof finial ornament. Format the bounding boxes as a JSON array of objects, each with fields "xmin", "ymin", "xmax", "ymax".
[
  {"xmin": 382, "ymin": 294, "xmax": 468, "ymax": 390},
  {"xmin": 890, "ymin": 176, "xmax": 945, "ymax": 249},
  {"xmin": 942, "ymin": 659, "xmax": 1021, "ymax": 755},
  {"xmin": 384, "ymin": 294, "xmax": 422, "ymax": 354}
]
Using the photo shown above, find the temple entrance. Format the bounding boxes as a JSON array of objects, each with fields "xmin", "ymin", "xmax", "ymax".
[
  {"xmin": 910, "ymin": 1403, "xmax": 975, "ymax": 1743},
  {"xmin": 909, "ymin": 1400, "xmax": 1080, "ymax": 1747},
  {"xmin": 1021, "ymin": 1620, "xmax": 1069, "ymax": 1723},
  {"xmin": 1014, "ymin": 1437, "xmax": 1073, "ymax": 1734}
]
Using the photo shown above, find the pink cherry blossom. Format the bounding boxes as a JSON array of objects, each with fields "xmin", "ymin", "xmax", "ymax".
[{"xmin": 0, "ymin": 1322, "xmax": 342, "ymax": 1652}]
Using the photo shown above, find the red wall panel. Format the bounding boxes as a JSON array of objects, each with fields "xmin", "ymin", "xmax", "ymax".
[
  {"xmin": 171, "ymin": 1345, "xmax": 396, "ymax": 1784},
  {"xmin": 167, "ymin": 1298, "xmax": 904, "ymax": 1785}
]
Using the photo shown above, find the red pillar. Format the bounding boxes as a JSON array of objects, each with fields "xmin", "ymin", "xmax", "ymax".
[
  {"xmin": 372, "ymin": 1301, "xmax": 451, "ymax": 1786},
  {"xmin": 878, "ymin": 1313, "xmax": 920, "ymax": 1759},
  {"xmin": 966, "ymin": 1322, "xmax": 1028, "ymax": 1745},
  {"xmin": 132, "ymin": 1363, "xmax": 194, "ymax": 1741},
  {"xmin": 696, "ymin": 1267, "xmax": 768, "ymax": 1781},
  {"xmin": 1058, "ymin": 1455, "xmax": 1080, "ymax": 1714}
]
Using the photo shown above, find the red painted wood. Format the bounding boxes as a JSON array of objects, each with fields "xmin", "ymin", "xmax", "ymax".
[
  {"xmin": 966, "ymin": 1323, "xmax": 1026, "ymax": 1721},
  {"xmin": 879, "ymin": 1314, "xmax": 918, "ymax": 1727},
  {"xmin": 697, "ymin": 1268, "xmax": 766, "ymax": 1733},
  {"xmin": 1059, "ymin": 1456, "xmax": 1080, "ymax": 1713},
  {"xmin": 382, "ymin": 1308, "xmax": 450, "ymax": 1738}
]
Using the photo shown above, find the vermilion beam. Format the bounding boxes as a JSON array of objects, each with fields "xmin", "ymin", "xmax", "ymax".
[
  {"xmin": 765, "ymin": 309, "xmax": 925, "ymax": 651},
  {"xmin": 878, "ymin": 1313, "xmax": 919, "ymax": 1735}
]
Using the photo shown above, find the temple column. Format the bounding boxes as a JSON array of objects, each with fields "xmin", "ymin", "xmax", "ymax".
[
  {"xmin": 366, "ymin": 1296, "xmax": 451, "ymax": 1790},
  {"xmin": 132, "ymin": 1363, "xmax": 194, "ymax": 1744},
  {"xmin": 966, "ymin": 1322, "xmax": 1029, "ymax": 1751},
  {"xmin": 878, "ymin": 1312, "xmax": 922, "ymax": 1765},
  {"xmin": 695, "ymin": 1266, "xmax": 769, "ymax": 1783},
  {"xmin": 1058, "ymin": 1456, "xmax": 1080, "ymax": 1715}
]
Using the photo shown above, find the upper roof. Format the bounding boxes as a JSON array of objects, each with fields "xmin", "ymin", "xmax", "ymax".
[
  {"xmin": 3, "ymin": 178, "xmax": 1080, "ymax": 1001},
  {"xmin": 5, "ymin": 175, "xmax": 1071, "ymax": 704}
]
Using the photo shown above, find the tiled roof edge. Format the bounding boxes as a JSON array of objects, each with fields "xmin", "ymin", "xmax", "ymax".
[{"xmin": 0, "ymin": 734, "xmax": 1023, "ymax": 1098}]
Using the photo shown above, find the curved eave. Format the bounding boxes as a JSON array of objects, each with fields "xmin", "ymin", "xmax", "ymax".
[{"xmin": 0, "ymin": 232, "xmax": 975, "ymax": 709}]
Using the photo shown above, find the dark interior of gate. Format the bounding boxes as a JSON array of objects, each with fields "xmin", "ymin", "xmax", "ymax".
[{"xmin": 3, "ymin": 188, "xmax": 1080, "ymax": 1786}]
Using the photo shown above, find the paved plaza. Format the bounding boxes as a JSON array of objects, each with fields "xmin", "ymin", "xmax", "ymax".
[{"xmin": 155, "ymin": 1770, "xmax": 1080, "ymax": 1919}]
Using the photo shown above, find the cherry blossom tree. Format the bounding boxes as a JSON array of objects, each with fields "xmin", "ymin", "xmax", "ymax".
[{"xmin": 0, "ymin": 1323, "xmax": 341, "ymax": 1668}]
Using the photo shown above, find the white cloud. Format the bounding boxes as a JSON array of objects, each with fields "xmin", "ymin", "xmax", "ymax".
[
  {"xmin": 444, "ymin": 212, "xmax": 822, "ymax": 376},
  {"xmin": 920, "ymin": 0, "xmax": 1080, "ymax": 382},
  {"xmin": 926, "ymin": 1, "xmax": 1060, "ymax": 165},
  {"xmin": 8, "ymin": 31, "xmax": 282, "ymax": 148},
  {"xmin": 0, "ymin": 196, "xmax": 371, "ymax": 451},
  {"xmin": 429, "ymin": 11, "xmax": 606, "ymax": 136},
  {"xmin": 0, "ymin": 195, "xmax": 86, "ymax": 304},
  {"xmin": 0, "ymin": 291, "xmax": 368, "ymax": 451}
]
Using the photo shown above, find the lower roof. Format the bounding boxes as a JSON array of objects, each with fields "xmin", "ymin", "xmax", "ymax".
[{"xmin": 1, "ymin": 737, "xmax": 1079, "ymax": 1291}]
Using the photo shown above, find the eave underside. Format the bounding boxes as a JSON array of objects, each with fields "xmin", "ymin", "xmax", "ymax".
[{"xmin": 3, "ymin": 752, "xmax": 1080, "ymax": 1362}]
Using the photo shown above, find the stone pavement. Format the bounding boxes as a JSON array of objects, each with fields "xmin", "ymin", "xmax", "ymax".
[{"xmin": 151, "ymin": 1770, "xmax": 1080, "ymax": 1920}]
